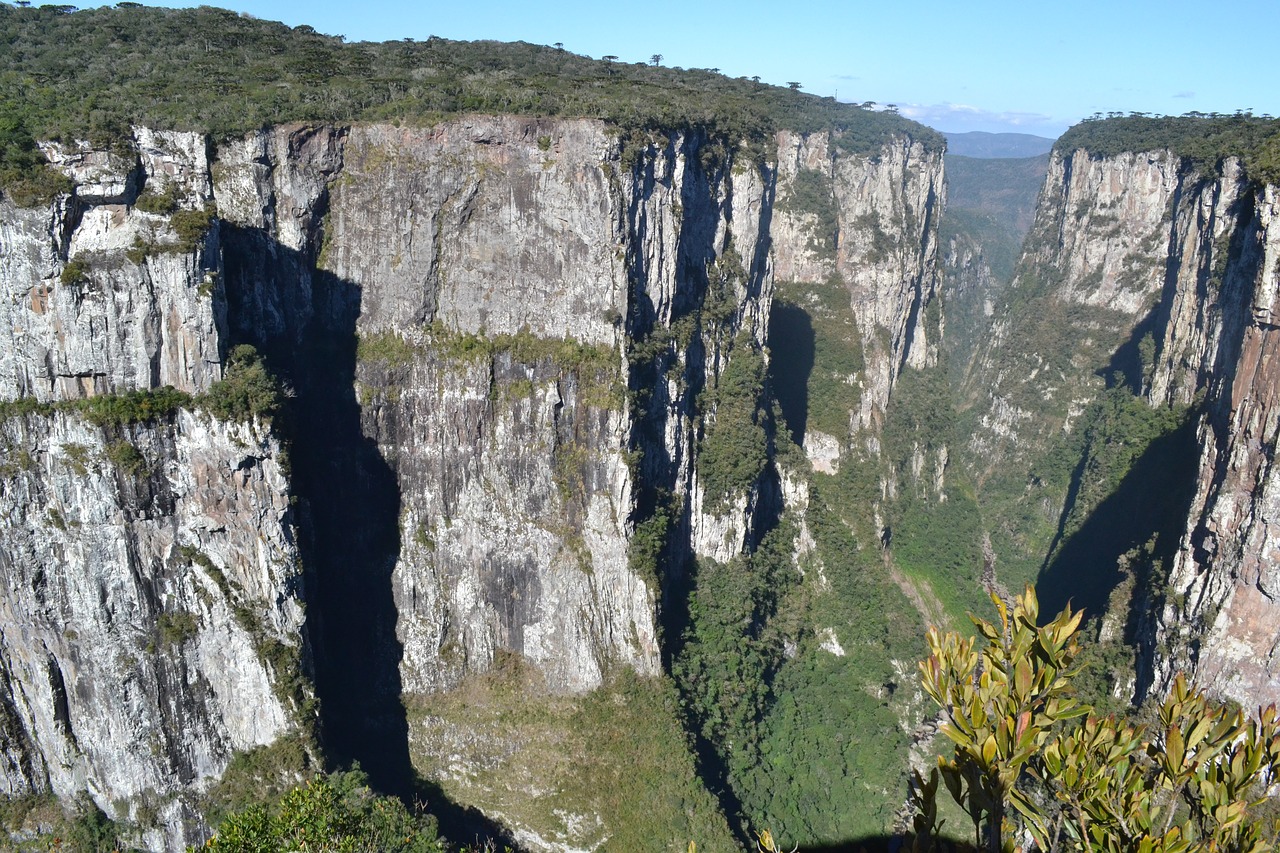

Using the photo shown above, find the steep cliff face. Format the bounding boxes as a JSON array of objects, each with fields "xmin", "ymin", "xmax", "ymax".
[
  {"xmin": 1, "ymin": 131, "xmax": 222, "ymax": 401},
  {"xmin": 0, "ymin": 410, "xmax": 303, "ymax": 845},
  {"xmin": 326, "ymin": 120, "xmax": 661, "ymax": 695},
  {"xmin": 965, "ymin": 150, "xmax": 1186, "ymax": 480},
  {"xmin": 0, "ymin": 133, "xmax": 308, "ymax": 849},
  {"xmin": 963, "ymin": 143, "xmax": 1280, "ymax": 712},
  {"xmin": 939, "ymin": 231, "xmax": 999, "ymax": 383},
  {"xmin": 772, "ymin": 131, "xmax": 944, "ymax": 440},
  {"xmin": 0, "ymin": 111, "xmax": 945, "ymax": 849},
  {"xmin": 1151, "ymin": 179, "xmax": 1280, "ymax": 708}
]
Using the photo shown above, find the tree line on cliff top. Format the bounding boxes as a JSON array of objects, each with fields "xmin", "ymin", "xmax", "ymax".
[
  {"xmin": 0, "ymin": 3, "xmax": 941, "ymax": 195},
  {"xmin": 1056, "ymin": 113, "xmax": 1280, "ymax": 185}
]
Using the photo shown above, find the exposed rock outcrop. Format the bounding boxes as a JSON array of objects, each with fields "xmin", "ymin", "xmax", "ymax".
[
  {"xmin": 965, "ymin": 143, "xmax": 1280, "ymax": 712},
  {"xmin": 0, "ymin": 114, "xmax": 944, "ymax": 849}
]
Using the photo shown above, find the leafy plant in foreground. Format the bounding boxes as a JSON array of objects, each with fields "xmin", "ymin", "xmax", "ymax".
[{"xmin": 909, "ymin": 588, "xmax": 1280, "ymax": 853}]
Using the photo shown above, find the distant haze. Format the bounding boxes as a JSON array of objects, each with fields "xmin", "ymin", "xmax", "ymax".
[{"xmin": 944, "ymin": 132, "xmax": 1057, "ymax": 159}]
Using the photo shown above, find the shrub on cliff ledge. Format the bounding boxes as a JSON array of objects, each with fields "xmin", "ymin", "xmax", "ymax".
[
  {"xmin": 205, "ymin": 345, "xmax": 283, "ymax": 423},
  {"xmin": 199, "ymin": 769, "xmax": 447, "ymax": 853}
]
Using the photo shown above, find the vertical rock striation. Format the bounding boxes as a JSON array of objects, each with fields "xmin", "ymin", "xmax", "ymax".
[
  {"xmin": 966, "ymin": 142, "xmax": 1280, "ymax": 712},
  {"xmin": 0, "ymin": 114, "xmax": 945, "ymax": 849},
  {"xmin": 0, "ymin": 130, "xmax": 307, "ymax": 850}
]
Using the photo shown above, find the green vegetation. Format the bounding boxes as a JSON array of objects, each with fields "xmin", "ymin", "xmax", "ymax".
[
  {"xmin": 169, "ymin": 203, "xmax": 216, "ymax": 252},
  {"xmin": 59, "ymin": 255, "xmax": 88, "ymax": 287},
  {"xmin": 0, "ymin": 3, "xmax": 941, "ymax": 203},
  {"xmin": 204, "ymin": 344, "xmax": 284, "ymax": 422},
  {"xmin": 938, "ymin": 208, "xmax": 1028, "ymax": 385},
  {"xmin": 1046, "ymin": 388, "xmax": 1192, "ymax": 557},
  {"xmin": 943, "ymin": 153, "xmax": 1050, "ymax": 241},
  {"xmin": 156, "ymin": 610, "xmax": 199, "ymax": 647},
  {"xmin": 104, "ymin": 439, "xmax": 146, "ymax": 475},
  {"xmin": 910, "ymin": 588, "xmax": 1280, "ymax": 853},
  {"xmin": 1056, "ymin": 113, "xmax": 1280, "ymax": 184},
  {"xmin": 955, "ymin": 251, "xmax": 1162, "ymax": 593},
  {"xmin": 202, "ymin": 734, "xmax": 316, "ymax": 826},
  {"xmin": 674, "ymin": 522, "xmax": 801, "ymax": 802},
  {"xmin": 403, "ymin": 663, "xmax": 737, "ymax": 852},
  {"xmin": 735, "ymin": 471, "xmax": 921, "ymax": 843},
  {"xmin": 0, "ymin": 792, "xmax": 120, "ymax": 853},
  {"xmin": 200, "ymin": 768, "xmax": 448, "ymax": 853},
  {"xmin": 356, "ymin": 325, "xmax": 624, "ymax": 411},
  {"xmin": 358, "ymin": 325, "xmax": 618, "ymax": 384},
  {"xmin": 0, "ymin": 109, "xmax": 71, "ymax": 206},
  {"xmin": 883, "ymin": 360, "xmax": 989, "ymax": 621},
  {"xmin": 697, "ymin": 337, "xmax": 769, "ymax": 509},
  {"xmin": 356, "ymin": 329, "xmax": 424, "ymax": 370},
  {"xmin": 61, "ymin": 441, "xmax": 93, "ymax": 475},
  {"xmin": 0, "ymin": 386, "xmax": 195, "ymax": 428},
  {"xmin": 81, "ymin": 385, "xmax": 193, "ymax": 427},
  {"xmin": 628, "ymin": 499, "xmax": 672, "ymax": 590},
  {"xmin": 133, "ymin": 183, "xmax": 180, "ymax": 215}
]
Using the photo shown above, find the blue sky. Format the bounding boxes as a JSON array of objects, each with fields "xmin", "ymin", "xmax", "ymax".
[{"xmin": 65, "ymin": 1, "xmax": 1280, "ymax": 137}]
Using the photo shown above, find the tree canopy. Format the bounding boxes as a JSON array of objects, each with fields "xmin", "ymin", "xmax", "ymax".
[
  {"xmin": 0, "ymin": 2, "xmax": 942, "ymax": 177},
  {"xmin": 1055, "ymin": 114, "xmax": 1280, "ymax": 185}
]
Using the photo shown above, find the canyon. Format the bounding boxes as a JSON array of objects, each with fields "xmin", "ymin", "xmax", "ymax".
[{"xmin": 0, "ymin": 11, "xmax": 1279, "ymax": 849}]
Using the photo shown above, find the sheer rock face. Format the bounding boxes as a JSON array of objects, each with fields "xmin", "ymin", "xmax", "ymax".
[
  {"xmin": 1153, "ymin": 181, "xmax": 1280, "ymax": 707},
  {"xmin": 772, "ymin": 131, "xmax": 945, "ymax": 437},
  {"xmin": 0, "ymin": 130, "xmax": 307, "ymax": 850},
  {"xmin": 965, "ymin": 149, "xmax": 1190, "ymax": 475},
  {"xmin": 0, "ymin": 117, "xmax": 942, "ymax": 849},
  {"xmin": 0, "ymin": 410, "xmax": 303, "ymax": 851},
  {"xmin": 968, "ymin": 144, "xmax": 1280, "ymax": 711}
]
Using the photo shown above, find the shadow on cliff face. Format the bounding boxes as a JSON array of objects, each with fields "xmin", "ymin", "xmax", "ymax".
[
  {"xmin": 219, "ymin": 226, "xmax": 513, "ymax": 845},
  {"xmin": 1036, "ymin": 402, "xmax": 1199, "ymax": 702},
  {"xmin": 767, "ymin": 299, "xmax": 816, "ymax": 446},
  {"xmin": 220, "ymin": 225, "xmax": 410, "ymax": 790}
]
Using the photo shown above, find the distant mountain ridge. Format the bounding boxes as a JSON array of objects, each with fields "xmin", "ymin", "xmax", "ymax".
[{"xmin": 945, "ymin": 131, "xmax": 1056, "ymax": 158}]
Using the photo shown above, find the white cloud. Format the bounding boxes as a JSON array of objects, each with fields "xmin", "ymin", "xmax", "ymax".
[
  {"xmin": 890, "ymin": 102, "xmax": 1068, "ymax": 136},
  {"xmin": 1172, "ymin": 91, "xmax": 1195, "ymax": 99}
]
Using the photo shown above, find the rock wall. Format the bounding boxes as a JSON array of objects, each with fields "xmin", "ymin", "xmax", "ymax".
[
  {"xmin": 773, "ymin": 131, "xmax": 944, "ymax": 438},
  {"xmin": 966, "ymin": 144, "xmax": 1280, "ymax": 711},
  {"xmin": 0, "ymin": 408, "xmax": 304, "ymax": 850},
  {"xmin": 965, "ymin": 149, "xmax": 1188, "ymax": 474},
  {"xmin": 1151, "ymin": 179, "xmax": 1280, "ymax": 708},
  {"xmin": 0, "ymin": 115, "xmax": 944, "ymax": 849},
  {"xmin": 0, "ymin": 132, "xmax": 307, "ymax": 849}
]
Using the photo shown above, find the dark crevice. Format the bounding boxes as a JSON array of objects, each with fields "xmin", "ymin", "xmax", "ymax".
[{"xmin": 768, "ymin": 300, "xmax": 816, "ymax": 446}]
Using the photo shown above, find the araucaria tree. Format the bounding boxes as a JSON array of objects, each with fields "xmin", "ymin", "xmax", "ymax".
[{"xmin": 910, "ymin": 588, "xmax": 1280, "ymax": 853}]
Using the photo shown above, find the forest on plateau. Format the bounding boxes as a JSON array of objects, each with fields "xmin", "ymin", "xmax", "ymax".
[{"xmin": 2, "ymin": 3, "xmax": 1280, "ymax": 852}]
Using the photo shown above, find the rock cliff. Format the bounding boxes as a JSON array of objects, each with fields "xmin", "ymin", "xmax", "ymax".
[
  {"xmin": 0, "ymin": 129, "xmax": 307, "ymax": 850},
  {"xmin": 963, "ymin": 142, "xmax": 1280, "ymax": 713},
  {"xmin": 0, "ymin": 115, "xmax": 944, "ymax": 849}
]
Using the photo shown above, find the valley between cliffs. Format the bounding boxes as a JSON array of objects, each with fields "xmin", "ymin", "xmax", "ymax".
[{"xmin": 2, "ymin": 17, "xmax": 1279, "ymax": 841}]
